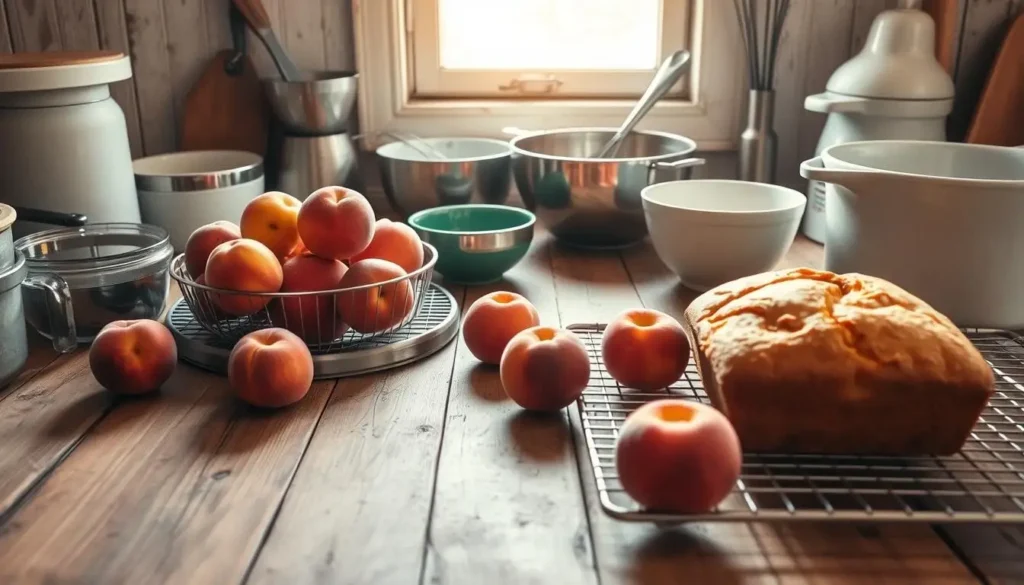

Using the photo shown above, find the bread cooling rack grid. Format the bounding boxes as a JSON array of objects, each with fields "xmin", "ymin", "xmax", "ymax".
[{"xmin": 572, "ymin": 324, "xmax": 1024, "ymax": 524}]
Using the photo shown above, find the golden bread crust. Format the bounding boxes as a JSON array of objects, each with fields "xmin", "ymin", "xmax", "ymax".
[{"xmin": 683, "ymin": 268, "xmax": 995, "ymax": 455}]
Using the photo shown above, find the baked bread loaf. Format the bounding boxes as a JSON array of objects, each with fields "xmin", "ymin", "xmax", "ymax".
[{"xmin": 683, "ymin": 268, "xmax": 994, "ymax": 455}]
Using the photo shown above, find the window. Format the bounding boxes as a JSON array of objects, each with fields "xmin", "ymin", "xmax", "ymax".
[{"xmin": 354, "ymin": 0, "xmax": 744, "ymax": 149}]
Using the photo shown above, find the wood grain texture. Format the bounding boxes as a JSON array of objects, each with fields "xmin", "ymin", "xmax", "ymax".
[
  {"xmin": 52, "ymin": 0, "xmax": 97, "ymax": 51},
  {"xmin": 283, "ymin": 0, "xmax": 325, "ymax": 71},
  {"xmin": 124, "ymin": 0, "xmax": 177, "ymax": 155},
  {"xmin": 246, "ymin": 300, "xmax": 464, "ymax": 585},
  {"xmin": 0, "ymin": 361, "xmax": 335, "ymax": 585},
  {"xmin": 179, "ymin": 50, "xmax": 270, "ymax": 155},
  {"xmin": 164, "ymin": 0, "xmax": 211, "ymax": 137},
  {"xmin": 924, "ymin": 0, "xmax": 964, "ymax": 74},
  {"xmin": 0, "ymin": 352, "xmax": 110, "ymax": 518},
  {"xmin": 322, "ymin": 0, "xmax": 355, "ymax": 70},
  {"xmin": 770, "ymin": 0, "xmax": 813, "ymax": 190},
  {"xmin": 0, "ymin": 1, "xmax": 11, "ymax": 52},
  {"xmin": 5, "ymin": 0, "xmax": 60, "ymax": 52},
  {"xmin": 93, "ymin": 0, "xmax": 144, "ymax": 159},
  {"xmin": 422, "ymin": 233, "xmax": 598, "ymax": 585}
]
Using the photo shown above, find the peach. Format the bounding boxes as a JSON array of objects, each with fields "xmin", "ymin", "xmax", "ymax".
[
  {"xmin": 462, "ymin": 291, "xmax": 540, "ymax": 365},
  {"xmin": 601, "ymin": 308, "xmax": 690, "ymax": 390},
  {"xmin": 89, "ymin": 319, "xmax": 177, "ymax": 395},
  {"xmin": 615, "ymin": 399, "xmax": 742, "ymax": 513},
  {"xmin": 350, "ymin": 218, "xmax": 424, "ymax": 273},
  {"xmin": 204, "ymin": 238, "xmax": 283, "ymax": 316},
  {"xmin": 269, "ymin": 253, "xmax": 349, "ymax": 342},
  {"xmin": 336, "ymin": 259, "xmax": 414, "ymax": 333},
  {"xmin": 227, "ymin": 328, "xmax": 314, "ymax": 408},
  {"xmin": 240, "ymin": 191, "xmax": 303, "ymax": 260},
  {"xmin": 184, "ymin": 220, "xmax": 241, "ymax": 278},
  {"xmin": 499, "ymin": 326, "xmax": 591, "ymax": 411},
  {"xmin": 297, "ymin": 186, "xmax": 375, "ymax": 261}
]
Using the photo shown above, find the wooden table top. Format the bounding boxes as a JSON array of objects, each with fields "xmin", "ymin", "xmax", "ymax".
[{"xmin": 0, "ymin": 230, "xmax": 1021, "ymax": 585}]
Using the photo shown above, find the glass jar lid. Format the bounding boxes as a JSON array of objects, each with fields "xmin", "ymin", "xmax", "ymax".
[{"xmin": 14, "ymin": 223, "xmax": 173, "ymax": 289}]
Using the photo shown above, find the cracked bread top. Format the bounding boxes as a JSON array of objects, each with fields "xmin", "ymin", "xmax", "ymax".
[{"xmin": 684, "ymin": 268, "xmax": 995, "ymax": 393}]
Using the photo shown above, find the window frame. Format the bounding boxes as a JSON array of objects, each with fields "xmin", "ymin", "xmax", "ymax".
[
  {"xmin": 409, "ymin": 0, "xmax": 692, "ymax": 98},
  {"xmin": 353, "ymin": 0, "xmax": 745, "ymax": 151}
]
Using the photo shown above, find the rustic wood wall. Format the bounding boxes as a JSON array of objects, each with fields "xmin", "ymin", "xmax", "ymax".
[{"xmin": 0, "ymin": 0, "xmax": 1017, "ymax": 187}]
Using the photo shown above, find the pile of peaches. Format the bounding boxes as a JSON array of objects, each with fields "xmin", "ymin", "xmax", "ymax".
[
  {"xmin": 463, "ymin": 291, "xmax": 743, "ymax": 515},
  {"xmin": 182, "ymin": 186, "xmax": 426, "ymax": 342}
]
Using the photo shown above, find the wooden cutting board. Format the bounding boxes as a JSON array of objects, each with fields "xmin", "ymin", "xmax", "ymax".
[
  {"xmin": 180, "ymin": 6, "xmax": 269, "ymax": 156},
  {"xmin": 966, "ymin": 12, "xmax": 1024, "ymax": 147}
]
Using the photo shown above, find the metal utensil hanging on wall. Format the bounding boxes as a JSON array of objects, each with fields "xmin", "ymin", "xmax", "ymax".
[{"xmin": 734, "ymin": 0, "xmax": 790, "ymax": 183}]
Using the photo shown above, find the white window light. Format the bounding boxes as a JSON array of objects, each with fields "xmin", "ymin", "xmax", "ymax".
[{"xmin": 353, "ymin": 0, "xmax": 745, "ymax": 150}]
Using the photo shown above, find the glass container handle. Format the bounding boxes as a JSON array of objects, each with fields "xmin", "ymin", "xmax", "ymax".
[{"xmin": 21, "ymin": 273, "xmax": 77, "ymax": 353}]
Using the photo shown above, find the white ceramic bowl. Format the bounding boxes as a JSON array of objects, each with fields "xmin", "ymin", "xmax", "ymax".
[
  {"xmin": 134, "ymin": 150, "xmax": 265, "ymax": 251},
  {"xmin": 641, "ymin": 180, "xmax": 807, "ymax": 291}
]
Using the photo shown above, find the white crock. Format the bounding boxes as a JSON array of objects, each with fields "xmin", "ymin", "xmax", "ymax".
[{"xmin": 801, "ymin": 140, "xmax": 1024, "ymax": 329}]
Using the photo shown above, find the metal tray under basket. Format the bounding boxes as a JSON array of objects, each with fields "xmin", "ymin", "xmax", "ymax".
[
  {"xmin": 166, "ymin": 283, "xmax": 459, "ymax": 379},
  {"xmin": 572, "ymin": 324, "xmax": 1024, "ymax": 524}
]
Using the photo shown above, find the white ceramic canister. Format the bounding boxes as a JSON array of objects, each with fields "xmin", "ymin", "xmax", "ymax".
[
  {"xmin": 0, "ymin": 51, "xmax": 140, "ymax": 239},
  {"xmin": 134, "ymin": 150, "xmax": 265, "ymax": 251},
  {"xmin": 801, "ymin": 7, "xmax": 954, "ymax": 243}
]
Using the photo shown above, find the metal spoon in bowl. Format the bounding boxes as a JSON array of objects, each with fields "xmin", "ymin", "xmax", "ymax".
[{"xmin": 594, "ymin": 50, "xmax": 692, "ymax": 159}]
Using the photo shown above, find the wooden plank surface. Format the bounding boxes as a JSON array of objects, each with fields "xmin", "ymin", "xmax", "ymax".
[
  {"xmin": 4, "ymin": 0, "xmax": 60, "ymax": 52},
  {"xmin": 557, "ymin": 236, "xmax": 980, "ymax": 584},
  {"xmin": 124, "ymin": 0, "xmax": 177, "ymax": 155},
  {"xmin": 0, "ymin": 358, "xmax": 336, "ymax": 584},
  {"xmin": 163, "ymin": 0, "xmax": 211, "ymax": 139},
  {"xmin": 246, "ymin": 286, "xmax": 465, "ymax": 585},
  {"xmin": 422, "ymin": 235, "xmax": 597, "ymax": 585},
  {"xmin": 93, "ymin": 0, "xmax": 144, "ymax": 159}
]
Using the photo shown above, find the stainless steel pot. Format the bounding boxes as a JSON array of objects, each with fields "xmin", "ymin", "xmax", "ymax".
[
  {"xmin": 264, "ymin": 71, "xmax": 358, "ymax": 135},
  {"xmin": 0, "ymin": 250, "xmax": 77, "ymax": 389},
  {"xmin": 509, "ymin": 128, "xmax": 705, "ymax": 249}
]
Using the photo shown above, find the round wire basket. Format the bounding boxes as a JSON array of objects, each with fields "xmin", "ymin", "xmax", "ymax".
[{"xmin": 169, "ymin": 242, "xmax": 439, "ymax": 352}]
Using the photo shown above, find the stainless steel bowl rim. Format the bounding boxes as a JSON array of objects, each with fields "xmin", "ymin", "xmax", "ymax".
[
  {"xmin": 376, "ymin": 137, "xmax": 513, "ymax": 163},
  {"xmin": 509, "ymin": 127, "xmax": 698, "ymax": 163},
  {"xmin": 15, "ymin": 223, "xmax": 174, "ymax": 279},
  {"xmin": 407, "ymin": 204, "xmax": 536, "ymax": 236},
  {"xmin": 134, "ymin": 151, "xmax": 264, "ymax": 192},
  {"xmin": 169, "ymin": 241, "xmax": 439, "ymax": 296},
  {"xmin": 263, "ymin": 70, "xmax": 359, "ymax": 90},
  {"xmin": 0, "ymin": 249, "xmax": 26, "ymax": 292}
]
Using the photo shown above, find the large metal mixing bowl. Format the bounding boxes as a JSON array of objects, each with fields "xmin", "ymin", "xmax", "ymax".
[
  {"xmin": 377, "ymin": 137, "xmax": 513, "ymax": 219},
  {"xmin": 264, "ymin": 71, "xmax": 358, "ymax": 135},
  {"xmin": 510, "ymin": 128, "xmax": 705, "ymax": 249}
]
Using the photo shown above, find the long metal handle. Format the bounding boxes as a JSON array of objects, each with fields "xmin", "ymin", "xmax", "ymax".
[
  {"xmin": 230, "ymin": 0, "xmax": 302, "ymax": 82},
  {"xmin": 12, "ymin": 206, "xmax": 87, "ymax": 227},
  {"xmin": 21, "ymin": 273, "xmax": 77, "ymax": 353},
  {"xmin": 595, "ymin": 50, "xmax": 692, "ymax": 158},
  {"xmin": 648, "ymin": 157, "xmax": 706, "ymax": 182}
]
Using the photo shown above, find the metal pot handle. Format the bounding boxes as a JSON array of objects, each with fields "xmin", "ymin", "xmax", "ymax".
[
  {"xmin": 650, "ymin": 156, "xmax": 706, "ymax": 181},
  {"xmin": 800, "ymin": 156, "xmax": 881, "ymax": 189},
  {"xmin": 21, "ymin": 273, "xmax": 77, "ymax": 353}
]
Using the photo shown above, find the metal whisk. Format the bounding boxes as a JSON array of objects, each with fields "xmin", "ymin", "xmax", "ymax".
[{"xmin": 734, "ymin": 0, "xmax": 790, "ymax": 183}]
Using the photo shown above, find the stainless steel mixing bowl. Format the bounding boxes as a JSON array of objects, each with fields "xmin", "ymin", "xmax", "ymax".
[
  {"xmin": 264, "ymin": 71, "xmax": 358, "ymax": 135},
  {"xmin": 510, "ymin": 128, "xmax": 705, "ymax": 249},
  {"xmin": 377, "ymin": 137, "xmax": 513, "ymax": 219}
]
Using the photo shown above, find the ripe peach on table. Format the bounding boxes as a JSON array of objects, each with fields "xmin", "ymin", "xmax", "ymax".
[
  {"xmin": 204, "ymin": 238, "xmax": 283, "ymax": 316},
  {"xmin": 601, "ymin": 308, "xmax": 690, "ymax": 390},
  {"xmin": 462, "ymin": 291, "xmax": 540, "ymax": 365},
  {"xmin": 297, "ymin": 186, "xmax": 376, "ymax": 261},
  {"xmin": 269, "ymin": 253, "xmax": 349, "ymax": 342},
  {"xmin": 350, "ymin": 218, "xmax": 424, "ymax": 273},
  {"xmin": 89, "ymin": 319, "xmax": 177, "ymax": 395},
  {"xmin": 499, "ymin": 326, "xmax": 591, "ymax": 411},
  {"xmin": 184, "ymin": 220, "xmax": 241, "ymax": 278},
  {"xmin": 240, "ymin": 191, "xmax": 304, "ymax": 260},
  {"xmin": 336, "ymin": 259, "xmax": 414, "ymax": 333},
  {"xmin": 615, "ymin": 399, "xmax": 742, "ymax": 514},
  {"xmin": 228, "ymin": 328, "xmax": 314, "ymax": 408}
]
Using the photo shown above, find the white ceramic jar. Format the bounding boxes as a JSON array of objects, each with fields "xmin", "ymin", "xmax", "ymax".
[
  {"xmin": 801, "ymin": 7, "xmax": 955, "ymax": 243},
  {"xmin": 134, "ymin": 150, "xmax": 265, "ymax": 251},
  {"xmin": 0, "ymin": 51, "xmax": 140, "ymax": 239}
]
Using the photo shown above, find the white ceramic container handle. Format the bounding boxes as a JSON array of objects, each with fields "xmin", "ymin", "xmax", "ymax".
[
  {"xmin": 800, "ymin": 156, "xmax": 880, "ymax": 190},
  {"xmin": 803, "ymin": 93, "xmax": 870, "ymax": 114}
]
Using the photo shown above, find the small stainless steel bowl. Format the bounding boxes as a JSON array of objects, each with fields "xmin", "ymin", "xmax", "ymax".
[
  {"xmin": 377, "ymin": 137, "xmax": 514, "ymax": 219},
  {"xmin": 264, "ymin": 70, "xmax": 359, "ymax": 135},
  {"xmin": 510, "ymin": 127, "xmax": 705, "ymax": 249}
]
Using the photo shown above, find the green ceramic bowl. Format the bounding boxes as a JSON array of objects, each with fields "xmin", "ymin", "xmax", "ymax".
[{"xmin": 408, "ymin": 205, "xmax": 535, "ymax": 285}]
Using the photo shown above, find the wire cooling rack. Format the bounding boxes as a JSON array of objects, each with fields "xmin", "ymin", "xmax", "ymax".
[{"xmin": 573, "ymin": 324, "xmax": 1024, "ymax": 524}]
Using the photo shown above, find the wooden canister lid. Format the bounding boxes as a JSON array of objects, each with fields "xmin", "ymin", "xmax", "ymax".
[
  {"xmin": 0, "ymin": 204, "xmax": 16, "ymax": 232},
  {"xmin": 0, "ymin": 51, "xmax": 125, "ymax": 70}
]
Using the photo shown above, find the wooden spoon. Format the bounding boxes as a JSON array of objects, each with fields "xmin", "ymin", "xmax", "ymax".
[{"xmin": 231, "ymin": 0, "xmax": 303, "ymax": 81}]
